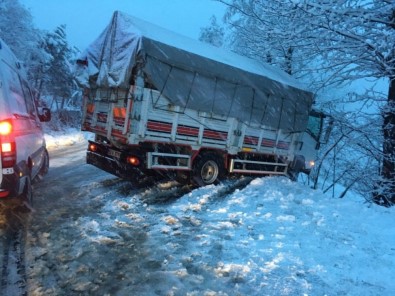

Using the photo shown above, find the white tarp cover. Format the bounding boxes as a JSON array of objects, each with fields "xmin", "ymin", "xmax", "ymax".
[{"xmin": 75, "ymin": 11, "xmax": 313, "ymax": 131}]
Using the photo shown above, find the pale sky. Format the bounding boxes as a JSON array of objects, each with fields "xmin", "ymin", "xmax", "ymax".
[{"xmin": 20, "ymin": 0, "xmax": 225, "ymax": 51}]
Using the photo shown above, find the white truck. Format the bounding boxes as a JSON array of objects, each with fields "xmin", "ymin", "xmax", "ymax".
[{"xmin": 75, "ymin": 11, "xmax": 327, "ymax": 186}]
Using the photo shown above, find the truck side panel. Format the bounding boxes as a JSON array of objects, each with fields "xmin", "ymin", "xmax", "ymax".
[
  {"xmin": 82, "ymin": 86, "xmax": 304, "ymax": 180},
  {"xmin": 83, "ymin": 86, "xmax": 300, "ymax": 157}
]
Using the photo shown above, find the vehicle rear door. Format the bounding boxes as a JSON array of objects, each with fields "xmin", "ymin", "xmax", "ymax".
[
  {"xmin": 20, "ymin": 80, "xmax": 46, "ymax": 178},
  {"xmin": 1, "ymin": 60, "xmax": 45, "ymax": 178}
]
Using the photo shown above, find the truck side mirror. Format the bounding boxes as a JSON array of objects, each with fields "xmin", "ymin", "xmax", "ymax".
[{"xmin": 39, "ymin": 107, "xmax": 51, "ymax": 122}]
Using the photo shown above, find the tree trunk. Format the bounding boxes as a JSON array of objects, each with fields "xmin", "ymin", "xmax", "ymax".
[{"xmin": 374, "ymin": 78, "xmax": 395, "ymax": 206}]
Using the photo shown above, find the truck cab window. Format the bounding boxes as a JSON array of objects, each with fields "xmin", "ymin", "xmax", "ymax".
[{"xmin": 307, "ymin": 114, "xmax": 323, "ymax": 141}]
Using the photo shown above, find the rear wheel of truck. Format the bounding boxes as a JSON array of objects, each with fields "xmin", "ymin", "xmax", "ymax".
[{"xmin": 192, "ymin": 153, "xmax": 224, "ymax": 186}]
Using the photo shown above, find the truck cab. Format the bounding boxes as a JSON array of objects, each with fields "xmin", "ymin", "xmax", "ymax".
[
  {"xmin": 290, "ymin": 110, "xmax": 331, "ymax": 177},
  {"xmin": 0, "ymin": 38, "xmax": 51, "ymax": 209}
]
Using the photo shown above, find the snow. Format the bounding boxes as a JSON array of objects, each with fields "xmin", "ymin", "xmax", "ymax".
[
  {"xmin": 44, "ymin": 127, "xmax": 92, "ymax": 150},
  {"xmin": 31, "ymin": 129, "xmax": 395, "ymax": 295}
]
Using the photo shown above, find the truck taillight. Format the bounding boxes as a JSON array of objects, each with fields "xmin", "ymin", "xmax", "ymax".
[
  {"xmin": 89, "ymin": 143, "xmax": 98, "ymax": 152},
  {"xmin": 127, "ymin": 156, "xmax": 140, "ymax": 166}
]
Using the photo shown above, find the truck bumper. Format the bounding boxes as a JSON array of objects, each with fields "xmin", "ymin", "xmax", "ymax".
[{"xmin": 86, "ymin": 147, "xmax": 146, "ymax": 181}]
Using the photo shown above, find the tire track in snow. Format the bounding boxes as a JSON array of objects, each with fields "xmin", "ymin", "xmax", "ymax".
[
  {"xmin": 139, "ymin": 176, "xmax": 253, "ymax": 205},
  {"xmin": 135, "ymin": 177, "xmax": 255, "ymax": 295},
  {"xmin": 210, "ymin": 177, "xmax": 253, "ymax": 201},
  {"xmin": 1, "ymin": 207, "xmax": 29, "ymax": 296}
]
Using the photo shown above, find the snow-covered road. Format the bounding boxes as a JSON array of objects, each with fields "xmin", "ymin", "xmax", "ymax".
[{"xmin": 1, "ymin": 136, "xmax": 395, "ymax": 295}]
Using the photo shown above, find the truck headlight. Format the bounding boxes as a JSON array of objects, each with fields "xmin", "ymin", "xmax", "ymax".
[{"xmin": 305, "ymin": 160, "xmax": 315, "ymax": 169}]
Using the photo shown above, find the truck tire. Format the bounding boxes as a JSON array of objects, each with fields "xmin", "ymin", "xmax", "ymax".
[{"xmin": 192, "ymin": 153, "xmax": 224, "ymax": 186}]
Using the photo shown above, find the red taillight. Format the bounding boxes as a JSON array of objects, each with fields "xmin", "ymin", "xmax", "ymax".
[
  {"xmin": 0, "ymin": 121, "xmax": 12, "ymax": 136},
  {"xmin": 127, "ymin": 156, "xmax": 140, "ymax": 166},
  {"xmin": 0, "ymin": 120, "xmax": 16, "ymax": 168},
  {"xmin": 89, "ymin": 143, "xmax": 97, "ymax": 152}
]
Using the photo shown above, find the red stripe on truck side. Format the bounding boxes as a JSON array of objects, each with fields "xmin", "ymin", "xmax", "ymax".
[
  {"xmin": 277, "ymin": 141, "xmax": 290, "ymax": 150},
  {"xmin": 177, "ymin": 125, "xmax": 199, "ymax": 137},
  {"xmin": 243, "ymin": 136, "xmax": 259, "ymax": 145},
  {"xmin": 203, "ymin": 129, "xmax": 227, "ymax": 141},
  {"xmin": 261, "ymin": 138, "xmax": 276, "ymax": 148},
  {"xmin": 147, "ymin": 120, "xmax": 172, "ymax": 133}
]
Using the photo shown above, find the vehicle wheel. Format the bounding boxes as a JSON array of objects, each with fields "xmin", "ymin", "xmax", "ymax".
[
  {"xmin": 192, "ymin": 153, "xmax": 224, "ymax": 186},
  {"xmin": 19, "ymin": 176, "xmax": 33, "ymax": 212},
  {"xmin": 39, "ymin": 149, "xmax": 49, "ymax": 177}
]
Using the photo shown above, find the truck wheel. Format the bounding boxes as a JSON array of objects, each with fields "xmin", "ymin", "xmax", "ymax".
[{"xmin": 192, "ymin": 153, "xmax": 224, "ymax": 186}]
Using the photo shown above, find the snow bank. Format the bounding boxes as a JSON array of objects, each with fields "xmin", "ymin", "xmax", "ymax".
[
  {"xmin": 81, "ymin": 177, "xmax": 394, "ymax": 295},
  {"xmin": 139, "ymin": 177, "xmax": 394, "ymax": 295},
  {"xmin": 44, "ymin": 128, "xmax": 92, "ymax": 149},
  {"xmin": 30, "ymin": 129, "xmax": 394, "ymax": 295}
]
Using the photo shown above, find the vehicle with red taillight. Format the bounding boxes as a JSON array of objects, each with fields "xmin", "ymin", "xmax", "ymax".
[{"xmin": 0, "ymin": 37, "xmax": 51, "ymax": 209}]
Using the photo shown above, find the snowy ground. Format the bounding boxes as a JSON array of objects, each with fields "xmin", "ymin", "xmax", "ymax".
[
  {"xmin": 25, "ymin": 129, "xmax": 395, "ymax": 295},
  {"xmin": 44, "ymin": 127, "xmax": 92, "ymax": 149}
]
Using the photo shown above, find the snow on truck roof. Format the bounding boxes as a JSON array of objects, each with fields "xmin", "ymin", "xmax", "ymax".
[{"xmin": 76, "ymin": 11, "xmax": 313, "ymax": 131}]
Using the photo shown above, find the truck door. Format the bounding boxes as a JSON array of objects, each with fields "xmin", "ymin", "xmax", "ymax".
[{"xmin": 298, "ymin": 111, "xmax": 325, "ymax": 172}]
